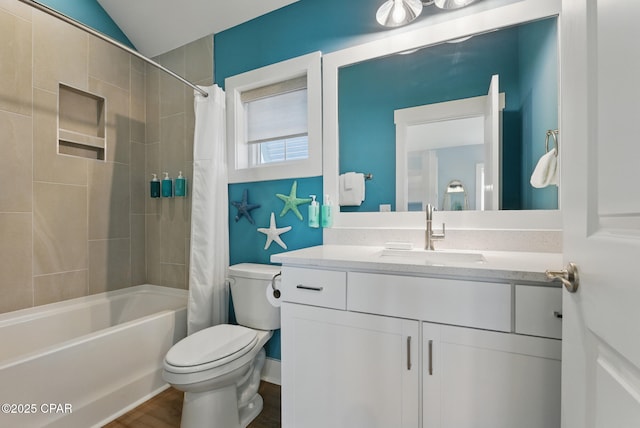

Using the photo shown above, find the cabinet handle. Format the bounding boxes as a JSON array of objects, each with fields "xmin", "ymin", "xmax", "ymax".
[
  {"xmin": 407, "ymin": 336, "xmax": 412, "ymax": 370},
  {"xmin": 553, "ymin": 311, "xmax": 563, "ymax": 319},
  {"xmin": 428, "ymin": 340, "xmax": 433, "ymax": 375},
  {"xmin": 296, "ymin": 284, "xmax": 324, "ymax": 292}
]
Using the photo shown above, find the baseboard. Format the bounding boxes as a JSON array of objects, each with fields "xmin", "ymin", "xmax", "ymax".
[{"xmin": 261, "ymin": 357, "xmax": 281, "ymax": 385}]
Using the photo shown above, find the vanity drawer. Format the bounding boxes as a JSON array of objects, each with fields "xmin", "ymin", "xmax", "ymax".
[
  {"xmin": 515, "ymin": 285, "xmax": 562, "ymax": 339},
  {"xmin": 281, "ymin": 267, "xmax": 347, "ymax": 310},
  {"xmin": 347, "ymin": 272, "xmax": 512, "ymax": 332}
]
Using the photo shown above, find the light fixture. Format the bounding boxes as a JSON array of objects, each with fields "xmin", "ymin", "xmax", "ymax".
[
  {"xmin": 376, "ymin": 0, "xmax": 423, "ymax": 27},
  {"xmin": 434, "ymin": 0, "xmax": 476, "ymax": 10}
]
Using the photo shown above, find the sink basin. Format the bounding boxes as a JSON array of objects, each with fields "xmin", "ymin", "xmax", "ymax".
[{"xmin": 380, "ymin": 249, "xmax": 486, "ymax": 265}]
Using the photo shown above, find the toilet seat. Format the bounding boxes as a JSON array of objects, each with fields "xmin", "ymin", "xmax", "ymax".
[{"xmin": 165, "ymin": 324, "xmax": 258, "ymax": 374}]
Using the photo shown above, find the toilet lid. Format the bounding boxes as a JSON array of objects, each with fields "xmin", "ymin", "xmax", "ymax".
[{"xmin": 165, "ymin": 324, "xmax": 258, "ymax": 367}]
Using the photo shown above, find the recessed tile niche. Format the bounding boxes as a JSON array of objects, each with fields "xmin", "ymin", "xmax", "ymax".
[{"xmin": 58, "ymin": 84, "xmax": 106, "ymax": 160}]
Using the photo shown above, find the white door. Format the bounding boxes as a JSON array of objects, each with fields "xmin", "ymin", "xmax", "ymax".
[
  {"xmin": 483, "ymin": 74, "xmax": 500, "ymax": 210},
  {"xmin": 561, "ymin": 1, "xmax": 640, "ymax": 427}
]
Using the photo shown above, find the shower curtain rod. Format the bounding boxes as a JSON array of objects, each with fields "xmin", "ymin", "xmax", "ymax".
[{"xmin": 18, "ymin": 0, "xmax": 210, "ymax": 98}]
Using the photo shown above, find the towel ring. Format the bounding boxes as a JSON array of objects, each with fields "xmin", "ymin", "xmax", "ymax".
[{"xmin": 545, "ymin": 129, "xmax": 559, "ymax": 155}]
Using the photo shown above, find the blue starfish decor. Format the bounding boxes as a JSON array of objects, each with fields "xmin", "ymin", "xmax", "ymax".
[
  {"xmin": 231, "ymin": 189, "xmax": 261, "ymax": 224},
  {"xmin": 276, "ymin": 180, "xmax": 312, "ymax": 221}
]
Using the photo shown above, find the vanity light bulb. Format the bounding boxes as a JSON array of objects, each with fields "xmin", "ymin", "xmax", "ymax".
[{"xmin": 392, "ymin": 0, "xmax": 407, "ymax": 24}]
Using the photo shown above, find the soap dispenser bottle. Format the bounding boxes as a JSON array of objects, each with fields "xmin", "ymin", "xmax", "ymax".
[
  {"xmin": 321, "ymin": 194, "xmax": 333, "ymax": 228},
  {"xmin": 161, "ymin": 172, "xmax": 173, "ymax": 198},
  {"xmin": 175, "ymin": 171, "xmax": 187, "ymax": 197},
  {"xmin": 150, "ymin": 174, "xmax": 160, "ymax": 198},
  {"xmin": 308, "ymin": 195, "xmax": 319, "ymax": 228}
]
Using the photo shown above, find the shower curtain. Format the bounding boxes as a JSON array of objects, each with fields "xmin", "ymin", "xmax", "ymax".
[{"xmin": 188, "ymin": 84, "xmax": 229, "ymax": 335}]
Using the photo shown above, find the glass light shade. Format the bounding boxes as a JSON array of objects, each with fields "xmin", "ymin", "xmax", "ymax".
[
  {"xmin": 434, "ymin": 0, "xmax": 476, "ymax": 9},
  {"xmin": 376, "ymin": 0, "xmax": 423, "ymax": 27}
]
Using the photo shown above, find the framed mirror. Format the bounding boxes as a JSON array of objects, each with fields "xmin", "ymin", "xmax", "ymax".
[{"xmin": 323, "ymin": 0, "xmax": 562, "ymax": 230}]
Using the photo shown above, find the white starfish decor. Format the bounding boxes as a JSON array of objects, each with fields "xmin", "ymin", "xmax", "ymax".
[{"xmin": 257, "ymin": 212, "xmax": 292, "ymax": 250}]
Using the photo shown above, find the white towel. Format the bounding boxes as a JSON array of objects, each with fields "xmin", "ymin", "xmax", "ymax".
[
  {"xmin": 339, "ymin": 172, "xmax": 365, "ymax": 206},
  {"xmin": 530, "ymin": 149, "xmax": 558, "ymax": 188}
]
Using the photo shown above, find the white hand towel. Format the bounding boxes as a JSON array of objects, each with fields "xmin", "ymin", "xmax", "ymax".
[
  {"xmin": 339, "ymin": 172, "xmax": 365, "ymax": 206},
  {"xmin": 530, "ymin": 149, "xmax": 558, "ymax": 188}
]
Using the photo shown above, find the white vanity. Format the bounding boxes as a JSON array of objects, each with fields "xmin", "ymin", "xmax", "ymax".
[{"xmin": 272, "ymin": 245, "xmax": 563, "ymax": 428}]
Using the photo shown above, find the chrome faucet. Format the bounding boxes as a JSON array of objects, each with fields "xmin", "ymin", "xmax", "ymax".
[{"xmin": 425, "ymin": 203, "xmax": 445, "ymax": 250}]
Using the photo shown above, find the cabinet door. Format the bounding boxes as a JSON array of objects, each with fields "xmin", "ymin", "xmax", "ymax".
[
  {"xmin": 423, "ymin": 323, "xmax": 561, "ymax": 428},
  {"xmin": 282, "ymin": 303, "xmax": 419, "ymax": 428}
]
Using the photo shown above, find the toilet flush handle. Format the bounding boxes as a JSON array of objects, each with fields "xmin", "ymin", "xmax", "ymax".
[{"xmin": 271, "ymin": 272, "xmax": 282, "ymax": 299}]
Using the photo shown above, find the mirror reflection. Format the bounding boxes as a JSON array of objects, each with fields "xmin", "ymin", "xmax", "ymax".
[{"xmin": 338, "ymin": 17, "xmax": 558, "ymax": 212}]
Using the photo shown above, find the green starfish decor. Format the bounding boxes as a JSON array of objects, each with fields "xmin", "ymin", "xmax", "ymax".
[{"xmin": 276, "ymin": 181, "xmax": 312, "ymax": 221}]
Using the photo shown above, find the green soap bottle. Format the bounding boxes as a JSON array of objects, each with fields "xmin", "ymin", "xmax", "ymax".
[
  {"xmin": 175, "ymin": 171, "xmax": 187, "ymax": 197},
  {"xmin": 308, "ymin": 195, "xmax": 319, "ymax": 228}
]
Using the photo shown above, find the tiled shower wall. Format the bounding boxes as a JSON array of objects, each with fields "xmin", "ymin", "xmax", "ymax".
[
  {"xmin": 0, "ymin": 0, "xmax": 213, "ymax": 314},
  {"xmin": 145, "ymin": 37, "xmax": 214, "ymax": 289}
]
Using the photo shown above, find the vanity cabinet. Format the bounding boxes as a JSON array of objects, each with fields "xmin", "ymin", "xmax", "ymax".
[{"xmin": 279, "ymin": 265, "xmax": 562, "ymax": 428}]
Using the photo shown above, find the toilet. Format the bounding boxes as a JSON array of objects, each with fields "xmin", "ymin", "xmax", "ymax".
[{"xmin": 163, "ymin": 263, "xmax": 281, "ymax": 428}]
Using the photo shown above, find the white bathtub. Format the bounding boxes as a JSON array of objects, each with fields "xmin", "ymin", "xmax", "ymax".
[{"xmin": 0, "ymin": 284, "xmax": 188, "ymax": 428}]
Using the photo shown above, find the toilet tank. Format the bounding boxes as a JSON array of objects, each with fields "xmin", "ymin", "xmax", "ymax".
[{"xmin": 228, "ymin": 263, "xmax": 281, "ymax": 330}]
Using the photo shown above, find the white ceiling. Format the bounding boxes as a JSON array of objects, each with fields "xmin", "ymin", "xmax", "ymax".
[
  {"xmin": 97, "ymin": 0, "xmax": 299, "ymax": 58},
  {"xmin": 406, "ymin": 116, "xmax": 484, "ymax": 152}
]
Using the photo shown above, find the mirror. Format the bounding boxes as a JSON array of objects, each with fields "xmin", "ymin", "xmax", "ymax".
[{"xmin": 337, "ymin": 16, "xmax": 558, "ymax": 212}]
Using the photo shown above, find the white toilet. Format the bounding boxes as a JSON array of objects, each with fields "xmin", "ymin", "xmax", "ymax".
[{"xmin": 163, "ymin": 263, "xmax": 281, "ymax": 428}]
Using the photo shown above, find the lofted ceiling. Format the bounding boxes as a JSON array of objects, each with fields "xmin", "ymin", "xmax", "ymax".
[{"xmin": 97, "ymin": 0, "xmax": 299, "ymax": 58}]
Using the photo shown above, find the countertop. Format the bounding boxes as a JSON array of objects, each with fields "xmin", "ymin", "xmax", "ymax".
[{"xmin": 271, "ymin": 245, "xmax": 564, "ymax": 284}]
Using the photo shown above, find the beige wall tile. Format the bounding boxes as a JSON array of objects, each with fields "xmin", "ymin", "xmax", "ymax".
[
  {"xmin": 0, "ymin": 110, "xmax": 32, "ymax": 212},
  {"xmin": 89, "ymin": 38, "xmax": 130, "ymax": 91},
  {"xmin": 160, "ymin": 198, "xmax": 187, "ymax": 265},
  {"xmin": 131, "ymin": 69, "xmax": 146, "ymax": 144},
  {"xmin": 130, "ymin": 142, "xmax": 146, "ymax": 214},
  {"xmin": 0, "ymin": 213, "xmax": 32, "ymax": 313},
  {"xmin": 161, "ymin": 263, "xmax": 186, "ymax": 289},
  {"xmin": 131, "ymin": 214, "xmax": 146, "ymax": 285},
  {"xmin": 145, "ymin": 66, "xmax": 160, "ymax": 144},
  {"xmin": 185, "ymin": 35, "xmax": 214, "ymax": 84},
  {"xmin": 160, "ymin": 113, "xmax": 186, "ymax": 174},
  {"xmin": 0, "ymin": 9, "xmax": 32, "ymax": 116},
  {"xmin": 33, "ymin": 89, "xmax": 88, "ymax": 185},
  {"xmin": 0, "ymin": 0, "xmax": 33, "ymax": 21},
  {"xmin": 89, "ymin": 78, "xmax": 130, "ymax": 165},
  {"xmin": 89, "ymin": 238, "xmax": 131, "ymax": 294},
  {"xmin": 146, "ymin": 213, "xmax": 161, "ymax": 285},
  {"xmin": 34, "ymin": 270, "xmax": 88, "ymax": 306},
  {"xmin": 33, "ymin": 11, "xmax": 88, "ymax": 93},
  {"xmin": 156, "ymin": 48, "xmax": 186, "ymax": 118},
  {"xmin": 34, "ymin": 182, "xmax": 88, "ymax": 275},
  {"xmin": 88, "ymin": 161, "xmax": 130, "ymax": 240}
]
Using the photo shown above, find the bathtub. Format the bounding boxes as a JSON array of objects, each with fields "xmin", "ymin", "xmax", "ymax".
[{"xmin": 0, "ymin": 284, "xmax": 188, "ymax": 428}]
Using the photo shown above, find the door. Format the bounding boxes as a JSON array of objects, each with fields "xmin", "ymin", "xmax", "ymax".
[
  {"xmin": 561, "ymin": 1, "xmax": 640, "ymax": 427},
  {"xmin": 483, "ymin": 74, "xmax": 500, "ymax": 210}
]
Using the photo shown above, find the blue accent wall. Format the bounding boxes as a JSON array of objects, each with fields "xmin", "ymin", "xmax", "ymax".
[{"xmin": 38, "ymin": 0, "xmax": 134, "ymax": 48}]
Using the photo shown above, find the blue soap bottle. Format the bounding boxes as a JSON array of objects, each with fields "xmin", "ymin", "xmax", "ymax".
[
  {"xmin": 175, "ymin": 171, "xmax": 187, "ymax": 197},
  {"xmin": 150, "ymin": 174, "xmax": 160, "ymax": 198},
  {"xmin": 161, "ymin": 172, "xmax": 173, "ymax": 198},
  {"xmin": 321, "ymin": 194, "xmax": 333, "ymax": 228}
]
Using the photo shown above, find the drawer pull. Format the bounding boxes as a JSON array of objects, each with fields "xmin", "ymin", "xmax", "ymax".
[
  {"xmin": 553, "ymin": 311, "xmax": 563, "ymax": 319},
  {"xmin": 296, "ymin": 284, "xmax": 324, "ymax": 292},
  {"xmin": 428, "ymin": 340, "xmax": 433, "ymax": 375},
  {"xmin": 407, "ymin": 336, "xmax": 412, "ymax": 370}
]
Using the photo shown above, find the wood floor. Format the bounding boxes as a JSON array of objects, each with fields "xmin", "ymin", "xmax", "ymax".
[{"xmin": 103, "ymin": 381, "xmax": 281, "ymax": 428}]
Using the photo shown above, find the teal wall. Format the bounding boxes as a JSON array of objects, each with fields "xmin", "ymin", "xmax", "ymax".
[
  {"xmin": 37, "ymin": 0, "xmax": 133, "ymax": 48},
  {"xmin": 518, "ymin": 18, "xmax": 559, "ymax": 209}
]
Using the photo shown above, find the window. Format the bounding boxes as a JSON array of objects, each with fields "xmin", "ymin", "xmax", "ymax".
[{"xmin": 226, "ymin": 52, "xmax": 322, "ymax": 183}]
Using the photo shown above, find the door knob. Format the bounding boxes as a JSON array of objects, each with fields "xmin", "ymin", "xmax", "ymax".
[{"xmin": 546, "ymin": 262, "xmax": 579, "ymax": 293}]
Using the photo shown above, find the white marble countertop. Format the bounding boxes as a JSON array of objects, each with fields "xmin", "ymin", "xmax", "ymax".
[{"xmin": 271, "ymin": 245, "xmax": 564, "ymax": 284}]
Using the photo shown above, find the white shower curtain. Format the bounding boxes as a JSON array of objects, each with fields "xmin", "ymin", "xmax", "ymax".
[{"xmin": 188, "ymin": 84, "xmax": 229, "ymax": 335}]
